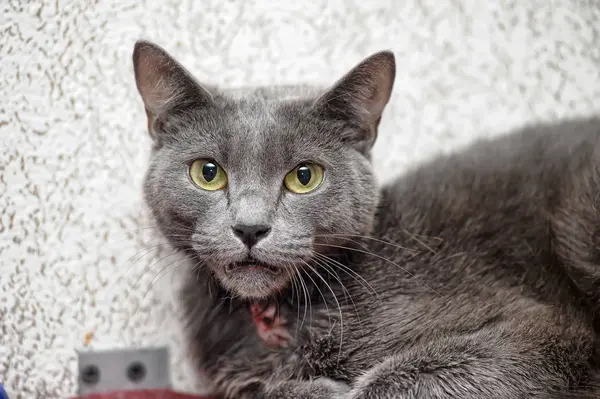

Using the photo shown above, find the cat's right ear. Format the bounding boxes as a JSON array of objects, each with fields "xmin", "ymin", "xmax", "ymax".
[
  {"xmin": 311, "ymin": 51, "xmax": 395, "ymax": 151},
  {"xmin": 132, "ymin": 40, "xmax": 213, "ymax": 139}
]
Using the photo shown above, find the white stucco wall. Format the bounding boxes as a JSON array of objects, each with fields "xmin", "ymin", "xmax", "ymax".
[{"xmin": 1, "ymin": 0, "xmax": 599, "ymax": 397}]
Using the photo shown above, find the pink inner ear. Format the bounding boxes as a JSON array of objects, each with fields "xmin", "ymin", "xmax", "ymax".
[
  {"xmin": 361, "ymin": 56, "xmax": 395, "ymax": 120},
  {"xmin": 314, "ymin": 51, "xmax": 395, "ymax": 126},
  {"xmin": 367, "ymin": 86, "xmax": 391, "ymax": 120},
  {"xmin": 133, "ymin": 42, "xmax": 214, "ymax": 120},
  {"xmin": 135, "ymin": 49, "xmax": 181, "ymax": 116},
  {"xmin": 134, "ymin": 42, "xmax": 190, "ymax": 117}
]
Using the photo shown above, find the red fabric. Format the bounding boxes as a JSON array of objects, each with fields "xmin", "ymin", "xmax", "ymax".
[{"xmin": 71, "ymin": 389, "xmax": 214, "ymax": 399}]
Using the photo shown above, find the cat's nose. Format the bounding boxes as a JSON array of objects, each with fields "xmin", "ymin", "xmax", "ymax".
[{"xmin": 232, "ymin": 224, "xmax": 272, "ymax": 248}]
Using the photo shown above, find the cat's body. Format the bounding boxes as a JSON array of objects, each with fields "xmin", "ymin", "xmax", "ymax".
[
  {"xmin": 182, "ymin": 117, "xmax": 600, "ymax": 399},
  {"xmin": 132, "ymin": 41, "xmax": 600, "ymax": 398}
]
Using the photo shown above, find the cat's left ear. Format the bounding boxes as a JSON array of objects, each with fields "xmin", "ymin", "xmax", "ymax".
[{"xmin": 312, "ymin": 51, "xmax": 396, "ymax": 151}]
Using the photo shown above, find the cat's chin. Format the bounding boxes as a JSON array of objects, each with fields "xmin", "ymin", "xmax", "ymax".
[{"xmin": 215, "ymin": 262, "xmax": 290, "ymax": 299}]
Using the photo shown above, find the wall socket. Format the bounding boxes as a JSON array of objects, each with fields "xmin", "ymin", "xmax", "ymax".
[{"xmin": 77, "ymin": 347, "xmax": 171, "ymax": 395}]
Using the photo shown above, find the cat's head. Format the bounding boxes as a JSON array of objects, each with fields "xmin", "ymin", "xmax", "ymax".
[{"xmin": 133, "ymin": 41, "xmax": 395, "ymax": 299}]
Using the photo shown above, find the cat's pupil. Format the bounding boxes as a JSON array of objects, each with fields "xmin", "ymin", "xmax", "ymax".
[
  {"xmin": 202, "ymin": 162, "xmax": 218, "ymax": 182},
  {"xmin": 297, "ymin": 165, "xmax": 312, "ymax": 186}
]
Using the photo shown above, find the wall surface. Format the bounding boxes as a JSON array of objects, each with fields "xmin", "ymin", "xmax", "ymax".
[{"xmin": 1, "ymin": 0, "xmax": 599, "ymax": 397}]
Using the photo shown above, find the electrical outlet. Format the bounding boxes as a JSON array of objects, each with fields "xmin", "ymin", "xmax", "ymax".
[{"xmin": 77, "ymin": 347, "xmax": 171, "ymax": 395}]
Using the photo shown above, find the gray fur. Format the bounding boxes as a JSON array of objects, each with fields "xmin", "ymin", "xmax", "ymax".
[{"xmin": 133, "ymin": 40, "xmax": 600, "ymax": 398}]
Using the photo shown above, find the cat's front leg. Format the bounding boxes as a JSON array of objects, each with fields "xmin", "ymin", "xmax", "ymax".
[
  {"xmin": 265, "ymin": 377, "xmax": 350, "ymax": 399},
  {"xmin": 347, "ymin": 316, "xmax": 594, "ymax": 399}
]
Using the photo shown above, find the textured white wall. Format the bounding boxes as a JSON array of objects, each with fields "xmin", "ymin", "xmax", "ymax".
[{"xmin": 1, "ymin": 0, "xmax": 599, "ymax": 397}]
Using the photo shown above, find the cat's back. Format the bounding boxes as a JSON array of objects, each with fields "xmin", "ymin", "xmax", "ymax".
[
  {"xmin": 386, "ymin": 117, "xmax": 600, "ymax": 206},
  {"xmin": 380, "ymin": 117, "xmax": 600, "ymax": 232},
  {"xmin": 370, "ymin": 116, "xmax": 600, "ymax": 305}
]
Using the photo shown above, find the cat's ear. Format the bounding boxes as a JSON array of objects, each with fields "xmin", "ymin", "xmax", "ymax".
[
  {"xmin": 132, "ymin": 40, "xmax": 213, "ymax": 138},
  {"xmin": 312, "ymin": 51, "xmax": 395, "ymax": 150}
]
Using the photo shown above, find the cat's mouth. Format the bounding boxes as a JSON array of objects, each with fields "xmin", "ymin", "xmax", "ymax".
[
  {"xmin": 225, "ymin": 258, "xmax": 282, "ymax": 275},
  {"xmin": 216, "ymin": 256, "xmax": 290, "ymax": 298}
]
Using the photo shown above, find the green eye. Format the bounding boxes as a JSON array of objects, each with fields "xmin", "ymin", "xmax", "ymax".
[
  {"xmin": 189, "ymin": 159, "xmax": 228, "ymax": 191},
  {"xmin": 284, "ymin": 163, "xmax": 324, "ymax": 194}
]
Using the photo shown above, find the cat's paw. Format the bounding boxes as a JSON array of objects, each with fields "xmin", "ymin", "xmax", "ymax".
[
  {"xmin": 266, "ymin": 377, "xmax": 350, "ymax": 399},
  {"xmin": 346, "ymin": 358, "xmax": 412, "ymax": 399},
  {"xmin": 313, "ymin": 377, "xmax": 351, "ymax": 397}
]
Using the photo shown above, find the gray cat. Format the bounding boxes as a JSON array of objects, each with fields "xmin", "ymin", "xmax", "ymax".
[{"xmin": 132, "ymin": 40, "xmax": 600, "ymax": 398}]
